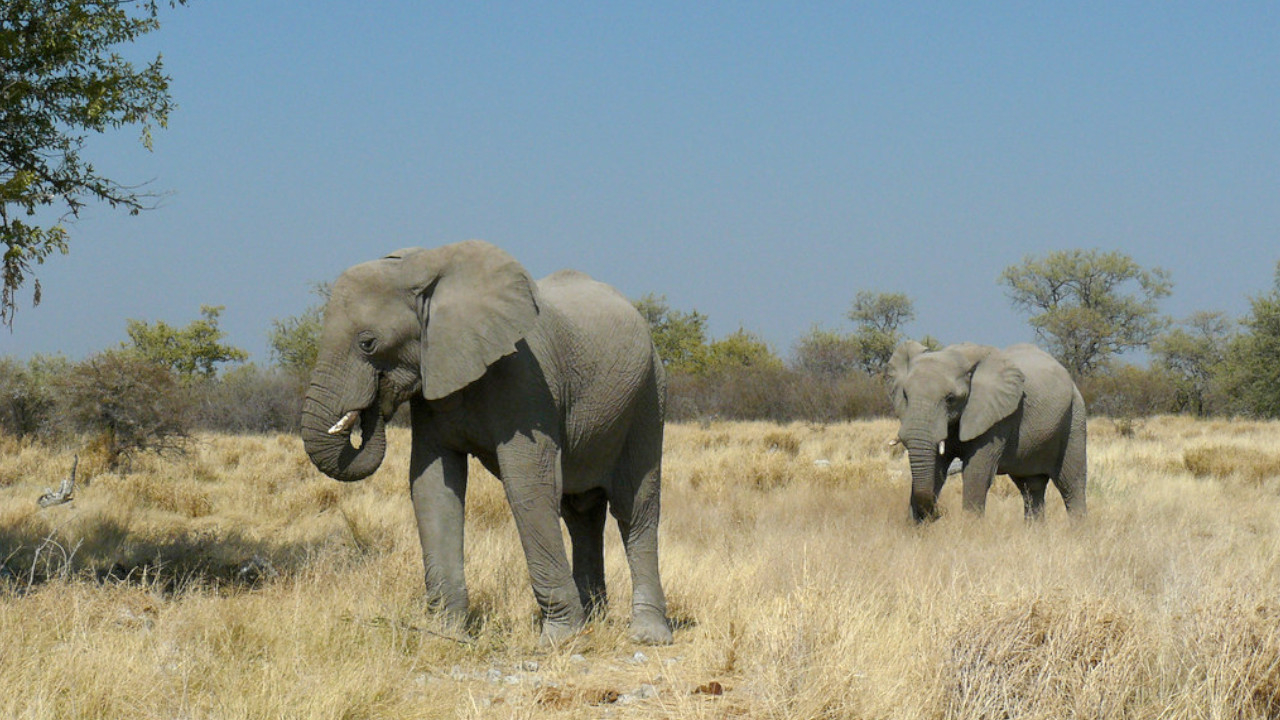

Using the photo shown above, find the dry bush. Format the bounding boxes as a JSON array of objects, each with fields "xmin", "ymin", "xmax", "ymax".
[
  {"xmin": 667, "ymin": 365, "xmax": 891, "ymax": 422},
  {"xmin": 1183, "ymin": 444, "xmax": 1280, "ymax": 485},
  {"xmin": 761, "ymin": 429, "xmax": 801, "ymax": 456},
  {"xmin": 188, "ymin": 364, "xmax": 304, "ymax": 434},
  {"xmin": 59, "ymin": 350, "xmax": 192, "ymax": 470},
  {"xmin": 1080, "ymin": 363, "xmax": 1181, "ymax": 420},
  {"xmin": 0, "ymin": 355, "xmax": 68, "ymax": 439}
]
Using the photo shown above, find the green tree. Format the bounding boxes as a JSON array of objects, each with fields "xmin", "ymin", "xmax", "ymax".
[
  {"xmin": 634, "ymin": 293, "xmax": 710, "ymax": 374},
  {"xmin": 999, "ymin": 249, "xmax": 1172, "ymax": 377},
  {"xmin": 847, "ymin": 291, "xmax": 915, "ymax": 375},
  {"xmin": 1220, "ymin": 263, "xmax": 1280, "ymax": 417},
  {"xmin": 126, "ymin": 305, "xmax": 248, "ymax": 378},
  {"xmin": 1151, "ymin": 311, "xmax": 1234, "ymax": 415},
  {"xmin": 705, "ymin": 328, "xmax": 782, "ymax": 374},
  {"xmin": 1, "ymin": 0, "xmax": 186, "ymax": 326},
  {"xmin": 269, "ymin": 283, "xmax": 330, "ymax": 379}
]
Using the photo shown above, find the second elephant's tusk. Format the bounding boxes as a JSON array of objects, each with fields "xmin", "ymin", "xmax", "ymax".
[
  {"xmin": 328, "ymin": 410, "xmax": 360, "ymax": 435},
  {"xmin": 938, "ymin": 440, "xmax": 945, "ymax": 455}
]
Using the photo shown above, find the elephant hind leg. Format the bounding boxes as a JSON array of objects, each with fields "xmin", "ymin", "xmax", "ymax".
[
  {"xmin": 608, "ymin": 413, "xmax": 672, "ymax": 645},
  {"xmin": 561, "ymin": 488, "xmax": 608, "ymax": 618},
  {"xmin": 1053, "ymin": 414, "xmax": 1088, "ymax": 518},
  {"xmin": 1011, "ymin": 475, "xmax": 1050, "ymax": 520}
]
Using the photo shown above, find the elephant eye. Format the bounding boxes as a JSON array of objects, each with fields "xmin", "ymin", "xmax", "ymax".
[{"xmin": 358, "ymin": 336, "xmax": 378, "ymax": 354}]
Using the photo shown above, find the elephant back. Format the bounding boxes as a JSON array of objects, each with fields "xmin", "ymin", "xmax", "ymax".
[{"xmin": 536, "ymin": 270, "xmax": 658, "ymax": 386}]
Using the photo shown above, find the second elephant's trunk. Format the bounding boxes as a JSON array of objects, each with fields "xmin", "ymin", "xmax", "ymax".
[{"xmin": 907, "ymin": 440, "xmax": 942, "ymax": 522}]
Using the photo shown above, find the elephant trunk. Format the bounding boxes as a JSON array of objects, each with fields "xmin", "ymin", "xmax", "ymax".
[
  {"xmin": 906, "ymin": 439, "xmax": 942, "ymax": 522},
  {"xmin": 301, "ymin": 364, "xmax": 387, "ymax": 483}
]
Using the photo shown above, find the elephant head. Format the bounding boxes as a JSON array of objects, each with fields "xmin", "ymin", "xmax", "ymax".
[
  {"xmin": 887, "ymin": 341, "xmax": 1026, "ymax": 519},
  {"xmin": 301, "ymin": 240, "xmax": 539, "ymax": 482}
]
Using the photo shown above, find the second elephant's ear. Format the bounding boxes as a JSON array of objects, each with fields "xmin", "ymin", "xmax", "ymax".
[
  {"xmin": 888, "ymin": 341, "xmax": 926, "ymax": 383},
  {"xmin": 888, "ymin": 341, "xmax": 927, "ymax": 416},
  {"xmin": 959, "ymin": 350, "xmax": 1026, "ymax": 442},
  {"xmin": 411, "ymin": 240, "xmax": 540, "ymax": 400}
]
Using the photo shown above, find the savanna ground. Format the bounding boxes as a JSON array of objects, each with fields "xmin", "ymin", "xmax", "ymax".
[{"xmin": 3, "ymin": 417, "xmax": 1280, "ymax": 719}]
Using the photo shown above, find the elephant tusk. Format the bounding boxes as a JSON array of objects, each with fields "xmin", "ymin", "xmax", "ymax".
[
  {"xmin": 938, "ymin": 440, "xmax": 945, "ymax": 455},
  {"xmin": 328, "ymin": 410, "xmax": 360, "ymax": 435},
  {"xmin": 887, "ymin": 439, "xmax": 901, "ymax": 447}
]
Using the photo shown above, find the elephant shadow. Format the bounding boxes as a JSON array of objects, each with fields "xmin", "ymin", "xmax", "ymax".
[{"xmin": 0, "ymin": 512, "xmax": 315, "ymax": 595}]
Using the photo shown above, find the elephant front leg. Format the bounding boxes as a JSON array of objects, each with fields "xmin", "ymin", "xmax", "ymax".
[
  {"xmin": 960, "ymin": 441, "xmax": 1002, "ymax": 515},
  {"xmin": 409, "ymin": 445, "xmax": 470, "ymax": 627},
  {"xmin": 498, "ymin": 438, "xmax": 585, "ymax": 646}
]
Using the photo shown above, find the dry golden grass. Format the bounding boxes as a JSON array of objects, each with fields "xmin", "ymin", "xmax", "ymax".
[{"xmin": 3, "ymin": 417, "xmax": 1280, "ymax": 718}]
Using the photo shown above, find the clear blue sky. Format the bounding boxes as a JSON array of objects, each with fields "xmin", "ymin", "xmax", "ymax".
[{"xmin": 3, "ymin": 2, "xmax": 1277, "ymax": 363}]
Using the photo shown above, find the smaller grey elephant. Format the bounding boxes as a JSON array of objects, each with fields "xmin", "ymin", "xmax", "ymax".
[{"xmin": 888, "ymin": 342, "xmax": 1087, "ymax": 522}]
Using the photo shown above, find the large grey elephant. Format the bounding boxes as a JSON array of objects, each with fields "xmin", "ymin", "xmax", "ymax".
[
  {"xmin": 887, "ymin": 341, "xmax": 1087, "ymax": 522},
  {"xmin": 301, "ymin": 240, "xmax": 672, "ymax": 645}
]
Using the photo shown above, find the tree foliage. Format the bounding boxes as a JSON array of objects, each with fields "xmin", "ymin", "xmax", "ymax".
[
  {"xmin": 635, "ymin": 293, "xmax": 788, "ymax": 378},
  {"xmin": 1219, "ymin": 263, "xmax": 1280, "ymax": 417},
  {"xmin": 634, "ymin": 293, "xmax": 710, "ymax": 374},
  {"xmin": 847, "ymin": 291, "xmax": 916, "ymax": 375},
  {"xmin": 126, "ymin": 305, "xmax": 248, "ymax": 378},
  {"xmin": 0, "ymin": 0, "xmax": 185, "ymax": 326},
  {"xmin": 999, "ymin": 249, "xmax": 1172, "ymax": 377},
  {"xmin": 705, "ymin": 328, "xmax": 782, "ymax": 374},
  {"xmin": 268, "ymin": 283, "xmax": 329, "ymax": 379},
  {"xmin": 1151, "ymin": 311, "xmax": 1234, "ymax": 415}
]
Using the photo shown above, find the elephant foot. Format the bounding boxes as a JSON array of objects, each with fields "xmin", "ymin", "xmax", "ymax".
[
  {"xmin": 421, "ymin": 609, "xmax": 470, "ymax": 642},
  {"xmin": 910, "ymin": 505, "xmax": 940, "ymax": 523},
  {"xmin": 629, "ymin": 609, "xmax": 673, "ymax": 645},
  {"xmin": 424, "ymin": 594, "xmax": 470, "ymax": 628},
  {"xmin": 538, "ymin": 616, "xmax": 587, "ymax": 648},
  {"xmin": 537, "ymin": 590, "xmax": 588, "ymax": 648}
]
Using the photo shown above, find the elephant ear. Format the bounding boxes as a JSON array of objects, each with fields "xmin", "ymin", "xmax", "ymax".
[
  {"xmin": 411, "ymin": 240, "xmax": 540, "ymax": 400},
  {"xmin": 959, "ymin": 350, "xmax": 1026, "ymax": 442},
  {"xmin": 887, "ymin": 341, "xmax": 927, "ymax": 416},
  {"xmin": 949, "ymin": 342, "xmax": 996, "ymax": 368}
]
